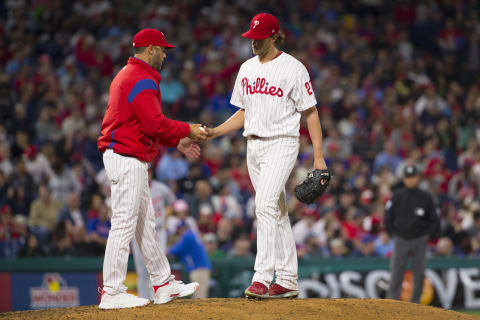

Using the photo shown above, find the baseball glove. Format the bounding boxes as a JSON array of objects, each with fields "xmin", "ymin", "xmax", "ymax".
[{"xmin": 294, "ymin": 169, "xmax": 331, "ymax": 204}]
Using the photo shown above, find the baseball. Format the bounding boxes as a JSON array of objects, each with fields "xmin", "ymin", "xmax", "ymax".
[{"xmin": 200, "ymin": 127, "xmax": 206, "ymax": 132}]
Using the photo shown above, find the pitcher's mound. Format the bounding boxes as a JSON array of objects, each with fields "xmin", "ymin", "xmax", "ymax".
[{"xmin": 0, "ymin": 298, "xmax": 476, "ymax": 320}]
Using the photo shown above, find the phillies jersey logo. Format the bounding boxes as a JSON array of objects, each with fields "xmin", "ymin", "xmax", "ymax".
[{"xmin": 241, "ymin": 77, "xmax": 284, "ymax": 97}]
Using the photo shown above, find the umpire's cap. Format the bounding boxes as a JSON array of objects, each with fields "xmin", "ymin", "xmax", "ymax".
[{"xmin": 403, "ymin": 165, "xmax": 419, "ymax": 178}]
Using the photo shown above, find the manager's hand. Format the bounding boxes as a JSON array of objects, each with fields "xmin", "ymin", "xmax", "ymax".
[
  {"xmin": 188, "ymin": 124, "xmax": 208, "ymax": 140},
  {"xmin": 177, "ymin": 137, "xmax": 200, "ymax": 159}
]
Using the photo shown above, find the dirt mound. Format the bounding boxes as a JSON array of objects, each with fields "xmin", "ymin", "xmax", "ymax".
[{"xmin": 0, "ymin": 298, "xmax": 476, "ymax": 320}]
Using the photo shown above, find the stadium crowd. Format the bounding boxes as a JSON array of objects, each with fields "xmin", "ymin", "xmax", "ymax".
[{"xmin": 0, "ymin": 0, "xmax": 480, "ymax": 261}]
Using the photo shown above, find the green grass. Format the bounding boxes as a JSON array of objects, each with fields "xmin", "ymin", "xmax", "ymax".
[{"xmin": 457, "ymin": 310, "xmax": 480, "ymax": 317}]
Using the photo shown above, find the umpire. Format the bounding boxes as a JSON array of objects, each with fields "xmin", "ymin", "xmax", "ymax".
[{"xmin": 385, "ymin": 165, "xmax": 440, "ymax": 303}]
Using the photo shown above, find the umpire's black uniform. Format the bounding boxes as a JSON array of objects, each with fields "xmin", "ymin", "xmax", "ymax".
[{"xmin": 385, "ymin": 165, "xmax": 440, "ymax": 303}]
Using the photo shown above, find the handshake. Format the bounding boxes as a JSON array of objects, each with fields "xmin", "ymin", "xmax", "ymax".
[{"xmin": 188, "ymin": 124, "xmax": 215, "ymax": 141}]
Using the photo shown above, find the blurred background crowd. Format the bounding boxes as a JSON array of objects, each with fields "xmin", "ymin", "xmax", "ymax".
[{"xmin": 1, "ymin": 0, "xmax": 480, "ymax": 262}]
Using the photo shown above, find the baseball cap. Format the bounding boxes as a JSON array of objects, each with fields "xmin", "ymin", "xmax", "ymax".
[
  {"xmin": 132, "ymin": 28, "xmax": 176, "ymax": 49},
  {"xmin": 242, "ymin": 13, "xmax": 279, "ymax": 40},
  {"xmin": 403, "ymin": 165, "xmax": 419, "ymax": 178},
  {"xmin": 204, "ymin": 232, "xmax": 217, "ymax": 243},
  {"xmin": 199, "ymin": 205, "xmax": 213, "ymax": 216},
  {"xmin": 173, "ymin": 199, "xmax": 189, "ymax": 212}
]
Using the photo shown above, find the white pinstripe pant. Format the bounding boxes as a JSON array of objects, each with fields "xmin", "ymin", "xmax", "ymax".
[
  {"xmin": 131, "ymin": 227, "xmax": 168, "ymax": 299},
  {"xmin": 247, "ymin": 136, "xmax": 299, "ymax": 290},
  {"xmin": 102, "ymin": 150, "xmax": 171, "ymax": 295}
]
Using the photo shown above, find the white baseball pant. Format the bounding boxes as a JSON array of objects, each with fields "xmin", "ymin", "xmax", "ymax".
[
  {"xmin": 247, "ymin": 136, "xmax": 299, "ymax": 290},
  {"xmin": 131, "ymin": 227, "xmax": 168, "ymax": 299},
  {"xmin": 102, "ymin": 150, "xmax": 171, "ymax": 295}
]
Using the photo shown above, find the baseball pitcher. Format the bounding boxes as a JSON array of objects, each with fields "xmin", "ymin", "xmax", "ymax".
[{"xmin": 208, "ymin": 13, "xmax": 329, "ymax": 298}]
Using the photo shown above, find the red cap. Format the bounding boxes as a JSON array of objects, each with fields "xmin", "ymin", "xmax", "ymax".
[
  {"xmin": 0, "ymin": 205, "xmax": 12, "ymax": 215},
  {"xmin": 24, "ymin": 145, "xmax": 37, "ymax": 160},
  {"xmin": 242, "ymin": 13, "xmax": 279, "ymax": 40},
  {"xmin": 132, "ymin": 28, "xmax": 176, "ymax": 49}
]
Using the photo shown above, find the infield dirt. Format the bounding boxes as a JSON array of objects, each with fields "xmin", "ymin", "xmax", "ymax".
[{"xmin": 0, "ymin": 298, "xmax": 477, "ymax": 320}]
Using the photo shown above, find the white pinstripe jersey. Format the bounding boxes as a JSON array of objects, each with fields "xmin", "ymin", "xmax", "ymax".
[{"xmin": 230, "ymin": 52, "xmax": 317, "ymax": 137}]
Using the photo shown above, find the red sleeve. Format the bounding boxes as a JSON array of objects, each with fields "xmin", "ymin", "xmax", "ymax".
[{"xmin": 129, "ymin": 80, "xmax": 190, "ymax": 140}]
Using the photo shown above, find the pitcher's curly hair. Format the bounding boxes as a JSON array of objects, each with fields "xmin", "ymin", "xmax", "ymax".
[{"xmin": 273, "ymin": 31, "xmax": 285, "ymax": 47}]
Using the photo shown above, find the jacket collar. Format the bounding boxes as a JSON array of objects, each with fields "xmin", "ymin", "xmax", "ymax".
[{"xmin": 128, "ymin": 57, "xmax": 162, "ymax": 83}]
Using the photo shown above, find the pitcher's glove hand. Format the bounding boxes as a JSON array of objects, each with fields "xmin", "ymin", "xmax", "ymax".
[{"xmin": 294, "ymin": 169, "xmax": 331, "ymax": 204}]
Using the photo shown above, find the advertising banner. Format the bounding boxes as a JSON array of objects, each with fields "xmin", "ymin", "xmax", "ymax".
[
  {"xmin": 297, "ymin": 267, "xmax": 480, "ymax": 309},
  {"xmin": 217, "ymin": 262, "xmax": 480, "ymax": 310},
  {"xmin": 11, "ymin": 273, "xmax": 98, "ymax": 311}
]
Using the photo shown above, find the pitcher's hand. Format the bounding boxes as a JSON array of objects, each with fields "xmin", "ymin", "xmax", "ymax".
[{"xmin": 203, "ymin": 127, "xmax": 216, "ymax": 140}]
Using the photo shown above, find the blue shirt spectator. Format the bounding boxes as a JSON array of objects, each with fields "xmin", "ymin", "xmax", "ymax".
[
  {"xmin": 87, "ymin": 215, "xmax": 111, "ymax": 239},
  {"xmin": 374, "ymin": 233, "xmax": 394, "ymax": 258},
  {"xmin": 208, "ymin": 82, "xmax": 237, "ymax": 125},
  {"xmin": 155, "ymin": 150, "xmax": 188, "ymax": 182},
  {"xmin": 160, "ymin": 69, "xmax": 185, "ymax": 105},
  {"xmin": 373, "ymin": 141, "xmax": 402, "ymax": 173},
  {"xmin": 169, "ymin": 225, "xmax": 211, "ymax": 273}
]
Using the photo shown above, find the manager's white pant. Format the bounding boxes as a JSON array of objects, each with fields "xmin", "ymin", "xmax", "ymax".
[
  {"xmin": 131, "ymin": 227, "xmax": 168, "ymax": 299},
  {"xmin": 102, "ymin": 150, "xmax": 171, "ymax": 295}
]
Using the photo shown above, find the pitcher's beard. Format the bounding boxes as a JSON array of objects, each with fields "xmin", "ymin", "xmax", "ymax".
[
  {"xmin": 253, "ymin": 47, "xmax": 264, "ymax": 56},
  {"xmin": 254, "ymin": 48, "xmax": 268, "ymax": 57}
]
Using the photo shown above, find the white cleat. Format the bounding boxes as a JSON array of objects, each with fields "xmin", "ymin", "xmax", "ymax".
[
  {"xmin": 99, "ymin": 291, "xmax": 150, "ymax": 309},
  {"xmin": 154, "ymin": 277, "xmax": 200, "ymax": 304}
]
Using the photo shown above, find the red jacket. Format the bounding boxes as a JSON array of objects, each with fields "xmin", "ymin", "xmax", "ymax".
[{"xmin": 98, "ymin": 57, "xmax": 190, "ymax": 162}]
